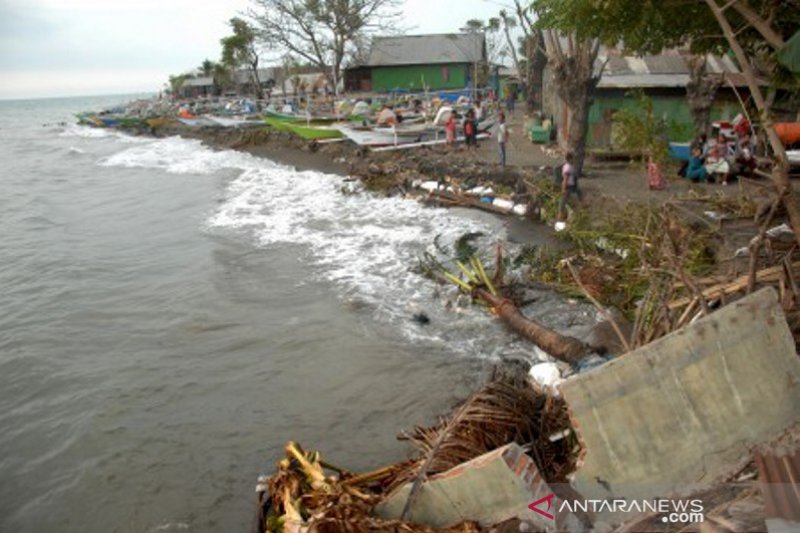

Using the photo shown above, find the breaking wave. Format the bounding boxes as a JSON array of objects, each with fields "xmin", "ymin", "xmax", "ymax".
[{"xmin": 97, "ymin": 135, "xmax": 546, "ymax": 359}]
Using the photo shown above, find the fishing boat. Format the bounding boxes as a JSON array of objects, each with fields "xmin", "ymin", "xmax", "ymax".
[
  {"xmin": 98, "ymin": 117, "xmax": 120, "ymax": 128},
  {"xmin": 263, "ymin": 109, "xmax": 339, "ymax": 125},
  {"xmin": 262, "ymin": 115, "xmax": 292, "ymax": 132},
  {"xmin": 333, "ymin": 124, "xmax": 428, "ymax": 147},
  {"xmin": 177, "ymin": 117, "xmax": 216, "ymax": 127},
  {"xmin": 117, "ymin": 117, "xmax": 146, "ymax": 129},
  {"xmin": 283, "ymin": 122, "xmax": 344, "ymax": 140},
  {"xmin": 207, "ymin": 115, "xmax": 258, "ymax": 128},
  {"xmin": 145, "ymin": 117, "xmax": 172, "ymax": 129}
]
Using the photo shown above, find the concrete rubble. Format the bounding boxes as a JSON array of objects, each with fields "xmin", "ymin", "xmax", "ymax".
[
  {"xmin": 375, "ymin": 443, "xmax": 557, "ymax": 530},
  {"xmin": 372, "ymin": 288, "xmax": 800, "ymax": 531},
  {"xmin": 561, "ymin": 287, "xmax": 800, "ymax": 520}
]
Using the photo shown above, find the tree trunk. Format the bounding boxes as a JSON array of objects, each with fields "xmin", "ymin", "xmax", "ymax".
[
  {"xmin": 475, "ymin": 288, "xmax": 593, "ymax": 365},
  {"xmin": 705, "ymin": 0, "xmax": 800, "ymax": 250},
  {"xmin": 566, "ymin": 96, "xmax": 592, "ymax": 178},
  {"xmin": 528, "ymin": 33, "xmax": 547, "ymax": 113},
  {"xmin": 545, "ymin": 33, "xmax": 602, "ymax": 178},
  {"xmin": 250, "ymin": 61, "xmax": 264, "ymax": 100},
  {"xmin": 686, "ymin": 55, "xmax": 722, "ymax": 137}
]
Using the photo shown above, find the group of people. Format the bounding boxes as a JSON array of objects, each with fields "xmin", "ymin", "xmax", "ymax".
[
  {"xmin": 443, "ymin": 102, "xmax": 486, "ymax": 149},
  {"xmin": 682, "ymin": 130, "xmax": 757, "ymax": 185}
]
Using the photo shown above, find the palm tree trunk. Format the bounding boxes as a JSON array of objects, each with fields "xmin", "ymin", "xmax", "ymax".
[{"xmin": 475, "ymin": 288, "xmax": 592, "ymax": 365}]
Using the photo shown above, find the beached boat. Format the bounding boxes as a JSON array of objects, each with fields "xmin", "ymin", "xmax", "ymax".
[
  {"xmin": 206, "ymin": 115, "xmax": 258, "ymax": 128},
  {"xmin": 98, "ymin": 117, "xmax": 120, "ymax": 128},
  {"xmin": 117, "ymin": 117, "xmax": 146, "ymax": 129},
  {"xmin": 284, "ymin": 122, "xmax": 344, "ymax": 140},
  {"xmin": 145, "ymin": 117, "xmax": 172, "ymax": 129},
  {"xmin": 177, "ymin": 117, "xmax": 216, "ymax": 127},
  {"xmin": 262, "ymin": 115, "xmax": 292, "ymax": 132},
  {"xmin": 333, "ymin": 124, "xmax": 428, "ymax": 147},
  {"xmin": 263, "ymin": 109, "xmax": 339, "ymax": 125}
]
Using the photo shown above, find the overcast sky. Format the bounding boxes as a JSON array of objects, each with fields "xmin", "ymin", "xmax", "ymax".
[{"xmin": 0, "ymin": 0, "xmax": 513, "ymax": 100}]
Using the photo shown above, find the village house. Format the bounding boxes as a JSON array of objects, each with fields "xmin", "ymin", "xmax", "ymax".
[
  {"xmin": 177, "ymin": 67, "xmax": 328, "ymax": 100},
  {"xmin": 542, "ymin": 49, "xmax": 752, "ymax": 148},
  {"xmin": 345, "ymin": 33, "xmax": 486, "ymax": 93}
]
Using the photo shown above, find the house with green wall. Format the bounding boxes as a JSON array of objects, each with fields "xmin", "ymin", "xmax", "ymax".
[
  {"xmin": 344, "ymin": 33, "xmax": 486, "ymax": 93},
  {"xmin": 541, "ymin": 49, "xmax": 750, "ymax": 149}
]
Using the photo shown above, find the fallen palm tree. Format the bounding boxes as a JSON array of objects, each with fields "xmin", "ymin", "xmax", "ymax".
[{"xmin": 426, "ymin": 252, "xmax": 598, "ymax": 365}]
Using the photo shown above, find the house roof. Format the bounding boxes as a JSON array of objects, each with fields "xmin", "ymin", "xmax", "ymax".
[
  {"xmin": 366, "ymin": 33, "xmax": 485, "ymax": 67},
  {"xmin": 184, "ymin": 76, "xmax": 213, "ymax": 87},
  {"xmin": 597, "ymin": 50, "xmax": 750, "ymax": 88}
]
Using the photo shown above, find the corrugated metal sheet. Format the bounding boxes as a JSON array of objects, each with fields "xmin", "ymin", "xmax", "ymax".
[
  {"xmin": 593, "ymin": 49, "xmax": 751, "ymax": 88},
  {"xmin": 756, "ymin": 449, "xmax": 800, "ymax": 523},
  {"xmin": 368, "ymin": 33, "xmax": 484, "ymax": 67},
  {"xmin": 597, "ymin": 74, "xmax": 690, "ymax": 88},
  {"xmin": 643, "ymin": 53, "xmax": 688, "ymax": 74},
  {"xmin": 183, "ymin": 77, "xmax": 213, "ymax": 87}
]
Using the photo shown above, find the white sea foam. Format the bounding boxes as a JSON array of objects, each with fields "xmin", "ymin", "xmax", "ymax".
[
  {"xmin": 99, "ymin": 135, "xmax": 539, "ymax": 358},
  {"xmin": 60, "ymin": 124, "xmax": 148, "ymax": 144}
]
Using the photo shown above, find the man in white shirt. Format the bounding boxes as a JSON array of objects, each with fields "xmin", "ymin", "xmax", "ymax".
[{"xmin": 497, "ymin": 113, "xmax": 509, "ymax": 167}]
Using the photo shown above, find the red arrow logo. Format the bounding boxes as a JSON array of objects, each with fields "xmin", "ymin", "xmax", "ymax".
[{"xmin": 528, "ymin": 493, "xmax": 556, "ymax": 520}]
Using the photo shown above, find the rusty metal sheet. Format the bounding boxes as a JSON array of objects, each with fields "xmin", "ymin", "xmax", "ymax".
[{"xmin": 756, "ymin": 449, "xmax": 800, "ymax": 523}]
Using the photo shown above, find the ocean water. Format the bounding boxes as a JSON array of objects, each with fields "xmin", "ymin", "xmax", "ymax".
[{"xmin": 0, "ymin": 95, "xmax": 582, "ymax": 532}]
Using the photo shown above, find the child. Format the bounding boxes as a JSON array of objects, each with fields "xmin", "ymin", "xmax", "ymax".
[
  {"xmin": 463, "ymin": 109, "xmax": 477, "ymax": 149},
  {"xmin": 647, "ymin": 156, "xmax": 667, "ymax": 190},
  {"xmin": 558, "ymin": 152, "xmax": 582, "ymax": 218},
  {"xmin": 445, "ymin": 113, "xmax": 456, "ymax": 146}
]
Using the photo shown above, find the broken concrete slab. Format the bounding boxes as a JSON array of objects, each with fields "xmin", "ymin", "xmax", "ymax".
[
  {"xmin": 375, "ymin": 443, "xmax": 556, "ymax": 530},
  {"xmin": 561, "ymin": 287, "xmax": 800, "ymax": 509}
]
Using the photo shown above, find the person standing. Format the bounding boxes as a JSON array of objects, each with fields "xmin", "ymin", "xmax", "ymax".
[
  {"xmin": 445, "ymin": 112, "xmax": 457, "ymax": 146},
  {"xmin": 559, "ymin": 152, "xmax": 582, "ymax": 218},
  {"xmin": 463, "ymin": 109, "xmax": 478, "ymax": 149},
  {"xmin": 497, "ymin": 113, "xmax": 510, "ymax": 167}
]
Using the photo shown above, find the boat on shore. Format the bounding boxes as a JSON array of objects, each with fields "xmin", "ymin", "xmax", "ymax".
[
  {"xmin": 206, "ymin": 115, "xmax": 260, "ymax": 128},
  {"xmin": 177, "ymin": 117, "xmax": 216, "ymax": 127},
  {"xmin": 263, "ymin": 109, "xmax": 339, "ymax": 125},
  {"xmin": 333, "ymin": 124, "xmax": 429, "ymax": 147},
  {"xmin": 283, "ymin": 122, "xmax": 344, "ymax": 140}
]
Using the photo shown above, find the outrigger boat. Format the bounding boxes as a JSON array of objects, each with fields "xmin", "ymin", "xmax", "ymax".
[
  {"xmin": 333, "ymin": 123, "xmax": 429, "ymax": 147},
  {"xmin": 177, "ymin": 117, "xmax": 216, "ymax": 127},
  {"xmin": 283, "ymin": 122, "xmax": 344, "ymax": 140},
  {"xmin": 263, "ymin": 109, "xmax": 339, "ymax": 125},
  {"xmin": 206, "ymin": 115, "xmax": 259, "ymax": 128}
]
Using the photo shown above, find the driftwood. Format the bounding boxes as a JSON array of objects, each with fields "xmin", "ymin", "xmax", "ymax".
[{"xmin": 669, "ymin": 260, "xmax": 800, "ymax": 309}]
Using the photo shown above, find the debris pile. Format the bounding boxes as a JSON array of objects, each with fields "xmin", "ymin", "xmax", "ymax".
[{"xmin": 255, "ymin": 368, "xmax": 576, "ymax": 533}]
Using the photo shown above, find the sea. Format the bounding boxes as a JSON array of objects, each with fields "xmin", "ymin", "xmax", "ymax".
[{"xmin": 0, "ymin": 94, "xmax": 591, "ymax": 532}]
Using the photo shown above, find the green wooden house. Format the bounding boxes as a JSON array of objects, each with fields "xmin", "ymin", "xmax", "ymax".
[
  {"xmin": 345, "ymin": 33, "xmax": 486, "ymax": 93},
  {"xmin": 541, "ymin": 49, "xmax": 751, "ymax": 149}
]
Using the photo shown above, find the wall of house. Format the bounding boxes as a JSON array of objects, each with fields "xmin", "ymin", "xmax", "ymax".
[
  {"xmin": 587, "ymin": 89, "xmax": 743, "ymax": 147},
  {"xmin": 542, "ymin": 72, "xmax": 746, "ymax": 150},
  {"xmin": 370, "ymin": 64, "xmax": 468, "ymax": 92}
]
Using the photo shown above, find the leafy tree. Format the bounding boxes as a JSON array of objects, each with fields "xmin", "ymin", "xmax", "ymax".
[
  {"xmin": 200, "ymin": 59, "xmax": 215, "ymax": 77},
  {"xmin": 168, "ymin": 73, "xmax": 189, "ymax": 99},
  {"xmin": 529, "ymin": 0, "xmax": 800, "ymax": 247},
  {"xmin": 613, "ymin": 91, "xmax": 670, "ymax": 165},
  {"xmin": 248, "ymin": 0, "xmax": 401, "ymax": 96},
  {"xmin": 212, "ymin": 63, "xmax": 233, "ymax": 96},
  {"xmin": 221, "ymin": 17, "xmax": 264, "ymax": 99}
]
